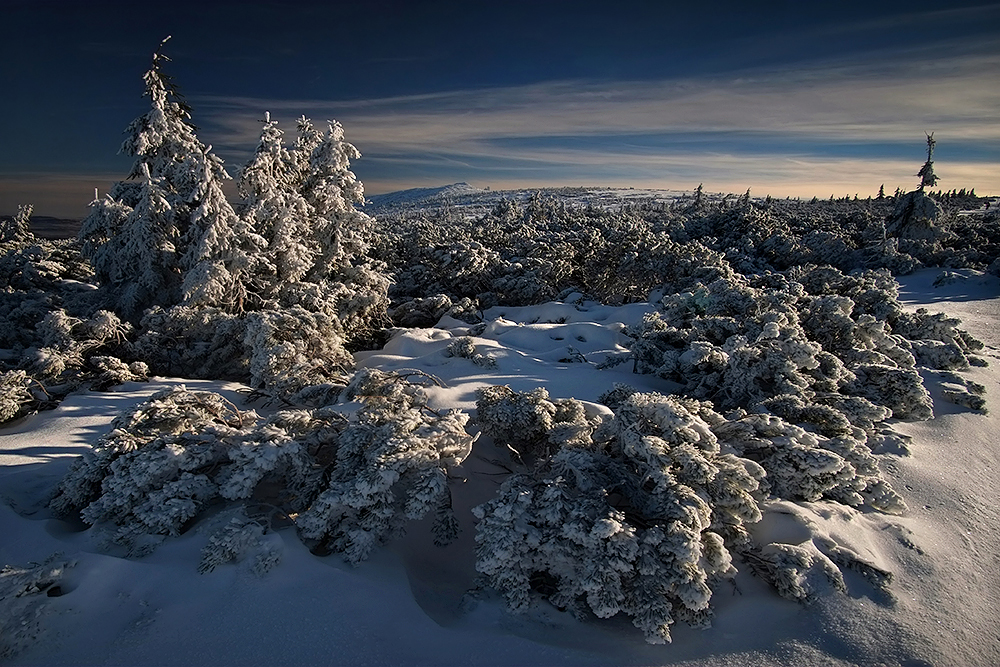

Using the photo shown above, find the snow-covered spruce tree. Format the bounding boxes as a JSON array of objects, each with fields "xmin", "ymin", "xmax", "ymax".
[
  {"xmin": 917, "ymin": 132, "xmax": 939, "ymax": 191},
  {"xmin": 236, "ymin": 112, "xmax": 314, "ymax": 299},
  {"xmin": 80, "ymin": 38, "xmax": 263, "ymax": 320},
  {"xmin": 473, "ymin": 385, "xmax": 764, "ymax": 644},
  {"xmin": 79, "ymin": 42, "xmax": 389, "ymax": 396},
  {"xmin": 238, "ymin": 114, "xmax": 390, "ymax": 348}
]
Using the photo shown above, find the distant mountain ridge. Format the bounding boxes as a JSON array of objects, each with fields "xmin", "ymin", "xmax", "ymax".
[
  {"xmin": 364, "ymin": 183, "xmax": 485, "ymax": 212},
  {"xmin": 362, "ymin": 183, "xmax": 701, "ymax": 217}
]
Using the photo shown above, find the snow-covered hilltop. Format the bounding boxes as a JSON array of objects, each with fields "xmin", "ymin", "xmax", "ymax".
[{"xmin": 364, "ymin": 182, "xmax": 709, "ymax": 217}]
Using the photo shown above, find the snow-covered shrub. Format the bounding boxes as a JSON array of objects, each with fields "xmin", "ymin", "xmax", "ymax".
[
  {"xmin": 243, "ymin": 307, "xmax": 355, "ymax": 399},
  {"xmin": 0, "ymin": 370, "xmax": 36, "ymax": 423},
  {"xmin": 619, "ymin": 265, "xmax": 955, "ymax": 435},
  {"xmin": 475, "ymin": 385, "xmax": 595, "ymax": 465},
  {"xmin": 392, "ymin": 294, "xmax": 455, "ymax": 327},
  {"xmin": 444, "ymin": 336, "xmax": 497, "ymax": 368},
  {"xmin": 933, "ymin": 370, "xmax": 988, "ymax": 412},
  {"xmin": 48, "ymin": 385, "xmax": 328, "ymax": 554},
  {"xmin": 49, "ymin": 387, "xmax": 254, "ymax": 538},
  {"xmin": 848, "ymin": 365, "xmax": 933, "ymax": 420},
  {"xmin": 297, "ymin": 368, "xmax": 474, "ymax": 563},
  {"xmin": 0, "ymin": 306, "xmax": 140, "ymax": 422},
  {"xmin": 51, "ymin": 370, "xmax": 474, "ymax": 567},
  {"xmin": 908, "ymin": 339, "xmax": 969, "ymax": 371},
  {"xmin": 133, "ymin": 305, "xmax": 248, "ymax": 380},
  {"xmin": 474, "ymin": 386, "xmax": 764, "ymax": 644},
  {"xmin": 472, "ymin": 381, "xmax": 908, "ymax": 643},
  {"xmin": 198, "ymin": 508, "xmax": 284, "ymax": 575},
  {"xmin": 709, "ymin": 408, "xmax": 905, "ymax": 513},
  {"xmin": 892, "ymin": 308, "xmax": 984, "ymax": 359},
  {"xmin": 742, "ymin": 541, "xmax": 846, "ymax": 602},
  {"xmin": 886, "ymin": 190, "xmax": 942, "ymax": 240}
]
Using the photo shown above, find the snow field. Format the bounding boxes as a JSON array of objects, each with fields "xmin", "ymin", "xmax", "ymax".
[{"xmin": 2, "ymin": 269, "xmax": 997, "ymax": 664}]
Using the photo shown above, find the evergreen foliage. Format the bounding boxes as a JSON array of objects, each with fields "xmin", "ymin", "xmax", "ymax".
[
  {"xmin": 473, "ymin": 386, "xmax": 756, "ymax": 643},
  {"xmin": 50, "ymin": 370, "xmax": 474, "ymax": 565},
  {"xmin": 917, "ymin": 133, "xmax": 939, "ymax": 191},
  {"xmin": 471, "ymin": 382, "xmax": 907, "ymax": 643},
  {"xmin": 80, "ymin": 38, "xmax": 262, "ymax": 319}
]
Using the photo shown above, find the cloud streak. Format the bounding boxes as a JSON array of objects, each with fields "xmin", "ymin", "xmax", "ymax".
[
  {"xmin": 11, "ymin": 42, "xmax": 997, "ymax": 217},
  {"xmin": 186, "ymin": 48, "xmax": 999, "ymax": 198}
]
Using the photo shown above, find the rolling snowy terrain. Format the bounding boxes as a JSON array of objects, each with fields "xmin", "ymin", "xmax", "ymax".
[
  {"xmin": 3, "ymin": 49, "xmax": 999, "ymax": 665},
  {"xmin": 1, "ymin": 266, "xmax": 998, "ymax": 666}
]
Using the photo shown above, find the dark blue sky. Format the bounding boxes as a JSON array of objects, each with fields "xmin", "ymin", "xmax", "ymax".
[{"xmin": 2, "ymin": 0, "xmax": 998, "ymax": 217}]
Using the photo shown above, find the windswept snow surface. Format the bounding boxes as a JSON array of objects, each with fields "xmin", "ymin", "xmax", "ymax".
[{"xmin": 1, "ymin": 270, "xmax": 999, "ymax": 666}]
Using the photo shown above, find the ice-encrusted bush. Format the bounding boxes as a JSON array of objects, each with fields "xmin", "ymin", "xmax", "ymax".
[
  {"xmin": 892, "ymin": 307, "xmax": 985, "ymax": 360},
  {"xmin": 49, "ymin": 387, "xmax": 254, "ymax": 546},
  {"xmin": 0, "ymin": 221, "xmax": 122, "ymax": 422},
  {"xmin": 0, "ymin": 370, "xmax": 36, "ymax": 422},
  {"xmin": 391, "ymin": 294, "xmax": 455, "ymax": 327},
  {"xmin": 50, "ymin": 370, "xmax": 474, "ymax": 566},
  {"xmin": 444, "ymin": 336, "xmax": 497, "ymax": 368},
  {"xmin": 243, "ymin": 306, "xmax": 355, "ymax": 398},
  {"xmin": 472, "ymin": 384, "xmax": 904, "ymax": 643},
  {"xmin": 198, "ymin": 508, "xmax": 284, "ymax": 575},
  {"xmin": 297, "ymin": 368, "xmax": 474, "ymax": 563},
  {"xmin": 0, "ymin": 308, "xmax": 143, "ymax": 423},
  {"xmin": 847, "ymin": 365, "xmax": 933, "ymax": 420},
  {"xmin": 740, "ymin": 502, "xmax": 895, "ymax": 603},
  {"xmin": 473, "ymin": 385, "xmax": 764, "ymax": 643},
  {"xmin": 709, "ymin": 408, "xmax": 905, "ymax": 513},
  {"xmin": 475, "ymin": 385, "xmax": 596, "ymax": 465},
  {"xmin": 23, "ymin": 309, "xmax": 138, "ymax": 383},
  {"xmin": 133, "ymin": 305, "xmax": 248, "ymax": 380},
  {"xmin": 619, "ymin": 266, "xmax": 955, "ymax": 433}
]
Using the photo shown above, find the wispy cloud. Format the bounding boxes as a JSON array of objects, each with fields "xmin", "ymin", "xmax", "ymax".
[
  {"xmin": 187, "ymin": 47, "xmax": 999, "ymax": 198},
  {"xmin": 196, "ymin": 50, "xmax": 1000, "ymax": 141}
]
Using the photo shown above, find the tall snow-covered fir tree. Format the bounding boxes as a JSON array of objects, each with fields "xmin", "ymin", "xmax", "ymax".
[
  {"xmin": 237, "ymin": 112, "xmax": 315, "ymax": 295},
  {"xmin": 237, "ymin": 113, "xmax": 389, "ymax": 346},
  {"xmin": 80, "ymin": 37, "xmax": 263, "ymax": 319}
]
